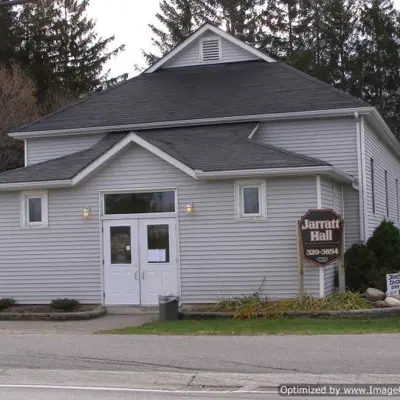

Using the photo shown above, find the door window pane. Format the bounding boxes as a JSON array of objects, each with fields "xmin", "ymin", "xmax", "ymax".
[
  {"xmin": 28, "ymin": 197, "xmax": 42, "ymax": 222},
  {"xmin": 105, "ymin": 192, "xmax": 175, "ymax": 215},
  {"xmin": 243, "ymin": 186, "xmax": 260, "ymax": 214},
  {"xmin": 110, "ymin": 226, "xmax": 131, "ymax": 264},
  {"xmin": 147, "ymin": 225, "xmax": 170, "ymax": 263}
]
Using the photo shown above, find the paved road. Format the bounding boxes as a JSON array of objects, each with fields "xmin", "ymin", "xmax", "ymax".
[
  {"xmin": 0, "ymin": 333, "xmax": 399, "ymax": 374},
  {"xmin": 0, "ymin": 387, "xmax": 280, "ymax": 400},
  {"xmin": 0, "ymin": 387, "xmax": 386, "ymax": 400}
]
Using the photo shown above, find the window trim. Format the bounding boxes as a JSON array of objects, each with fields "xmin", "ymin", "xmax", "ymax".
[
  {"xmin": 101, "ymin": 188, "xmax": 178, "ymax": 218},
  {"xmin": 235, "ymin": 179, "xmax": 267, "ymax": 220},
  {"xmin": 371, "ymin": 158, "xmax": 376, "ymax": 215},
  {"xmin": 21, "ymin": 190, "xmax": 48, "ymax": 228}
]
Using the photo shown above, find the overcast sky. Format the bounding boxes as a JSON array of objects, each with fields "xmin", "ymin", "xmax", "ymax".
[{"xmin": 88, "ymin": 0, "xmax": 400, "ymax": 79}]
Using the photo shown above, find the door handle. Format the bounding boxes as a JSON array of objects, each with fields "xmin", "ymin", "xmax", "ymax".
[
  {"xmin": 134, "ymin": 271, "xmax": 138, "ymax": 280},
  {"xmin": 142, "ymin": 271, "xmax": 145, "ymax": 280}
]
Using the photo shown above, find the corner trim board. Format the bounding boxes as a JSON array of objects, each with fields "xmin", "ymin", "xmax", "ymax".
[
  {"xmin": 360, "ymin": 116, "xmax": 368, "ymax": 241},
  {"xmin": 316, "ymin": 174, "xmax": 324, "ymax": 297},
  {"xmin": 24, "ymin": 140, "xmax": 27, "ymax": 166},
  {"xmin": 316, "ymin": 175, "xmax": 322, "ymax": 208},
  {"xmin": 355, "ymin": 112, "xmax": 365, "ymax": 242}
]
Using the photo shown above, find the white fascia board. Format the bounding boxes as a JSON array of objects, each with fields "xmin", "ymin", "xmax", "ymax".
[
  {"xmin": 204, "ymin": 25, "xmax": 276, "ymax": 64},
  {"xmin": 129, "ymin": 133, "xmax": 198, "ymax": 179},
  {"xmin": 195, "ymin": 166, "xmax": 354, "ymax": 183},
  {"xmin": 145, "ymin": 25, "xmax": 211, "ymax": 74},
  {"xmin": 71, "ymin": 132, "xmax": 198, "ymax": 185},
  {"xmin": 0, "ymin": 180, "xmax": 72, "ymax": 192},
  {"xmin": 0, "ymin": 133, "xmax": 198, "ymax": 192},
  {"xmin": 9, "ymin": 107, "xmax": 374, "ymax": 140},
  {"xmin": 145, "ymin": 24, "xmax": 276, "ymax": 74}
]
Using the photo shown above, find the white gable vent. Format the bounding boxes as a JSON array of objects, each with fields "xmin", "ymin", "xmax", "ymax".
[{"xmin": 200, "ymin": 38, "xmax": 221, "ymax": 62}]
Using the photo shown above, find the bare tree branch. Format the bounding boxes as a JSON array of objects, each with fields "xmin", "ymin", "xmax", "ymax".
[{"xmin": 0, "ymin": 64, "xmax": 39, "ymax": 172}]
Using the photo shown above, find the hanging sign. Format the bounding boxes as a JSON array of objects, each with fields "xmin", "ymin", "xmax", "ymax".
[{"xmin": 299, "ymin": 209, "xmax": 344, "ymax": 267}]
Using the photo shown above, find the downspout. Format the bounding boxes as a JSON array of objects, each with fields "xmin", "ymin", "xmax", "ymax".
[
  {"xmin": 355, "ymin": 112, "xmax": 366, "ymax": 242},
  {"xmin": 316, "ymin": 175, "xmax": 324, "ymax": 298}
]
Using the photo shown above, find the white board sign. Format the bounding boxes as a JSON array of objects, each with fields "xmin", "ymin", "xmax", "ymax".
[
  {"xmin": 387, "ymin": 273, "xmax": 400, "ymax": 297},
  {"xmin": 148, "ymin": 249, "xmax": 166, "ymax": 263}
]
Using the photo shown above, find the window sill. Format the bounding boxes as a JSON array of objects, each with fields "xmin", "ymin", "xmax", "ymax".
[
  {"xmin": 21, "ymin": 224, "xmax": 49, "ymax": 229},
  {"xmin": 235, "ymin": 216, "xmax": 268, "ymax": 222}
]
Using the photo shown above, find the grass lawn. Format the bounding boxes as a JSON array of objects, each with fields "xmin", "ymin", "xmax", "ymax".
[{"xmin": 103, "ymin": 317, "xmax": 400, "ymax": 335}]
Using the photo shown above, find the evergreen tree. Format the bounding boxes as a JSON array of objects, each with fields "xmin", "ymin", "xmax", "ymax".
[
  {"xmin": 143, "ymin": 0, "xmax": 210, "ymax": 65},
  {"xmin": 205, "ymin": 0, "xmax": 266, "ymax": 46},
  {"xmin": 0, "ymin": 5, "xmax": 16, "ymax": 66},
  {"xmin": 349, "ymin": 0, "xmax": 400, "ymax": 134},
  {"xmin": 13, "ymin": 0, "xmax": 126, "ymax": 105},
  {"xmin": 322, "ymin": 0, "xmax": 358, "ymax": 91}
]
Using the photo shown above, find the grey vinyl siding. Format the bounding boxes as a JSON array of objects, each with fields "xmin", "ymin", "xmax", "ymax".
[
  {"xmin": 255, "ymin": 117, "xmax": 361, "ymax": 247},
  {"xmin": 321, "ymin": 178, "xmax": 333, "ymax": 209},
  {"xmin": 256, "ymin": 118, "xmax": 358, "ymax": 176},
  {"xmin": 0, "ymin": 144, "xmax": 320, "ymax": 304},
  {"xmin": 321, "ymin": 177, "xmax": 342, "ymax": 295},
  {"xmin": 342, "ymin": 186, "xmax": 360, "ymax": 248},
  {"xmin": 26, "ymin": 134, "xmax": 104, "ymax": 165},
  {"xmin": 164, "ymin": 33, "xmax": 258, "ymax": 69},
  {"xmin": 324, "ymin": 264, "xmax": 336, "ymax": 295},
  {"xmin": 364, "ymin": 122, "xmax": 400, "ymax": 237},
  {"xmin": 321, "ymin": 177, "xmax": 343, "ymax": 214}
]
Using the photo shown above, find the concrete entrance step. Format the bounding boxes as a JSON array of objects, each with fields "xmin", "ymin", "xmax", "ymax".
[{"xmin": 106, "ymin": 306, "xmax": 159, "ymax": 315}]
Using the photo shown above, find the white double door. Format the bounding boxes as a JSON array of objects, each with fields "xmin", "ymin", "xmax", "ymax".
[{"xmin": 103, "ymin": 218, "xmax": 178, "ymax": 306}]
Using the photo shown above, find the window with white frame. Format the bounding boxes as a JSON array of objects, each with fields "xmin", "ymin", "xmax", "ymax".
[
  {"xmin": 235, "ymin": 180, "xmax": 267, "ymax": 219},
  {"xmin": 21, "ymin": 191, "xmax": 48, "ymax": 228}
]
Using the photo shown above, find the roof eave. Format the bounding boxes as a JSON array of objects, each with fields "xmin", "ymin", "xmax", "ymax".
[
  {"xmin": 0, "ymin": 166, "xmax": 354, "ymax": 192},
  {"xmin": 195, "ymin": 166, "xmax": 354, "ymax": 183},
  {"xmin": 9, "ymin": 107, "xmax": 374, "ymax": 140},
  {"xmin": 0, "ymin": 179, "xmax": 72, "ymax": 192}
]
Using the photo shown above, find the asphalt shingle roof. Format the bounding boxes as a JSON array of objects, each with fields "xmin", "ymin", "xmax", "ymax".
[
  {"xmin": 0, "ymin": 132, "xmax": 127, "ymax": 184},
  {"xmin": 138, "ymin": 123, "xmax": 330, "ymax": 171},
  {"xmin": 17, "ymin": 60, "xmax": 368, "ymax": 133},
  {"xmin": 0, "ymin": 124, "xmax": 329, "ymax": 184}
]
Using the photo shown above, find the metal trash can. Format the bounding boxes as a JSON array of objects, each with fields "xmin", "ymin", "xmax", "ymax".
[{"xmin": 158, "ymin": 294, "xmax": 179, "ymax": 321}]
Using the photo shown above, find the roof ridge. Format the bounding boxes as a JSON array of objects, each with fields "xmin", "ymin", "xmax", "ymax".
[
  {"xmin": 277, "ymin": 62, "xmax": 367, "ymax": 106},
  {"xmin": 246, "ymin": 138, "xmax": 331, "ymax": 166}
]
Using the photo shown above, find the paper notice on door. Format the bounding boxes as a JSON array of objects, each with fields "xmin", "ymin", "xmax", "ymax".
[{"xmin": 148, "ymin": 249, "xmax": 166, "ymax": 262}]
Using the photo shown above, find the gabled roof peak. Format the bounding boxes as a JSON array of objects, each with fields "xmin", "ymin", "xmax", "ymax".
[{"xmin": 145, "ymin": 23, "xmax": 276, "ymax": 74}]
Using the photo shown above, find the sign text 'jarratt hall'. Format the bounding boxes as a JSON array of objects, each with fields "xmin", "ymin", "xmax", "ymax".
[
  {"xmin": 301, "ymin": 218, "xmax": 341, "ymax": 241},
  {"xmin": 299, "ymin": 209, "xmax": 344, "ymax": 267}
]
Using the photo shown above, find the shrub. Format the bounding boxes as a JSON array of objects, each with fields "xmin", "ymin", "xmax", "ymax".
[
  {"xmin": 366, "ymin": 220, "xmax": 400, "ymax": 289},
  {"xmin": 345, "ymin": 243, "xmax": 377, "ymax": 292},
  {"xmin": 0, "ymin": 298, "xmax": 16, "ymax": 311},
  {"xmin": 210, "ymin": 292, "xmax": 369, "ymax": 320},
  {"xmin": 50, "ymin": 298, "xmax": 81, "ymax": 312},
  {"xmin": 344, "ymin": 220, "xmax": 400, "ymax": 291}
]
